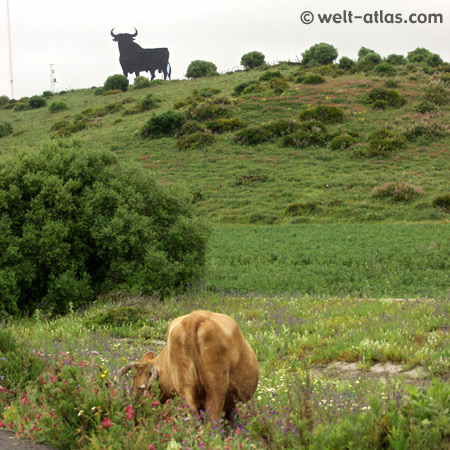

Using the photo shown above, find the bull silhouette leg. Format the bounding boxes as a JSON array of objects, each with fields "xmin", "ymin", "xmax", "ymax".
[
  {"xmin": 135, "ymin": 71, "xmax": 140, "ymax": 77},
  {"xmin": 150, "ymin": 70, "xmax": 156, "ymax": 80}
]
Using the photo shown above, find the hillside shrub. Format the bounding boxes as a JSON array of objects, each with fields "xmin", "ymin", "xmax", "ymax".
[
  {"xmin": 385, "ymin": 54, "xmax": 406, "ymax": 65},
  {"xmin": 299, "ymin": 105, "xmax": 344, "ymax": 124},
  {"xmin": 241, "ymin": 51, "xmax": 265, "ymax": 70},
  {"xmin": 102, "ymin": 89, "xmax": 122, "ymax": 96},
  {"xmin": 141, "ymin": 110, "xmax": 186, "ymax": 138},
  {"xmin": 329, "ymin": 134, "xmax": 356, "ymax": 150},
  {"xmin": 206, "ymin": 117, "xmax": 244, "ymax": 133},
  {"xmin": 338, "ymin": 57, "xmax": 355, "ymax": 70},
  {"xmin": 285, "ymin": 201, "xmax": 320, "ymax": 216},
  {"xmin": 270, "ymin": 78, "xmax": 289, "ymax": 94},
  {"xmin": 432, "ymin": 194, "xmax": 450, "ymax": 212},
  {"xmin": 103, "ymin": 74, "xmax": 129, "ymax": 92},
  {"xmin": 283, "ymin": 129, "xmax": 330, "ymax": 148},
  {"xmin": 358, "ymin": 47, "xmax": 377, "ymax": 60},
  {"xmin": 185, "ymin": 60, "xmax": 218, "ymax": 79},
  {"xmin": 0, "ymin": 122, "xmax": 13, "ymax": 138},
  {"xmin": 302, "ymin": 74, "xmax": 326, "ymax": 85},
  {"xmin": 179, "ymin": 120, "xmax": 204, "ymax": 136},
  {"xmin": 424, "ymin": 85, "xmax": 450, "ymax": 106},
  {"xmin": 234, "ymin": 126, "xmax": 273, "ymax": 145},
  {"xmin": 233, "ymin": 81, "xmax": 260, "ymax": 96},
  {"xmin": 13, "ymin": 102, "xmax": 31, "ymax": 112},
  {"xmin": 0, "ymin": 95, "xmax": 9, "ymax": 106},
  {"xmin": 426, "ymin": 53, "xmax": 444, "ymax": 67},
  {"xmin": 28, "ymin": 96, "xmax": 47, "ymax": 109},
  {"xmin": 365, "ymin": 87, "xmax": 407, "ymax": 108},
  {"xmin": 235, "ymin": 174, "xmax": 269, "ymax": 185},
  {"xmin": 133, "ymin": 76, "xmax": 151, "ymax": 89},
  {"xmin": 185, "ymin": 98, "xmax": 231, "ymax": 121},
  {"xmin": 262, "ymin": 119, "xmax": 300, "ymax": 136},
  {"xmin": 259, "ymin": 71, "xmax": 282, "ymax": 82},
  {"xmin": 42, "ymin": 90, "xmax": 54, "ymax": 98},
  {"xmin": 374, "ymin": 63, "xmax": 396, "ymax": 75},
  {"xmin": 404, "ymin": 120, "xmax": 449, "ymax": 142},
  {"xmin": 372, "ymin": 182, "xmax": 424, "ymax": 202},
  {"xmin": 414, "ymin": 101, "xmax": 438, "ymax": 114},
  {"xmin": 0, "ymin": 142, "xmax": 208, "ymax": 314},
  {"xmin": 407, "ymin": 47, "xmax": 432, "ymax": 63},
  {"xmin": 365, "ymin": 129, "xmax": 407, "ymax": 156},
  {"xmin": 48, "ymin": 100, "xmax": 69, "ymax": 113},
  {"xmin": 357, "ymin": 52, "xmax": 382, "ymax": 70},
  {"xmin": 301, "ymin": 43, "xmax": 338, "ymax": 66},
  {"xmin": 176, "ymin": 132, "xmax": 215, "ymax": 150}
]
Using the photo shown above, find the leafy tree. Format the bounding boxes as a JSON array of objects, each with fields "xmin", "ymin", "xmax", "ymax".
[
  {"xmin": 385, "ymin": 54, "xmax": 406, "ymax": 65},
  {"xmin": 426, "ymin": 53, "xmax": 444, "ymax": 67},
  {"xmin": 357, "ymin": 47, "xmax": 377, "ymax": 61},
  {"xmin": 338, "ymin": 57, "xmax": 355, "ymax": 70},
  {"xmin": 301, "ymin": 43, "xmax": 338, "ymax": 66},
  {"xmin": 0, "ymin": 142, "xmax": 208, "ymax": 315},
  {"xmin": 240, "ymin": 51, "xmax": 266, "ymax": 70},
  {"xmin": 104, "ymin": 74, "xmax": 129, "ymax": 92},
  {"xmin": 185, "ymin": 60, "xmax": 218, "ymax": 79},
  {"xmin": 407, "ymin": 48, "xmax": 432, "ymax": 63}
]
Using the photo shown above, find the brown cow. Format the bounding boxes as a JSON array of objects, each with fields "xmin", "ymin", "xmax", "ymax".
[{"xmin": 118, "ymin": 310, "xmax": 259, "ymax": 421}]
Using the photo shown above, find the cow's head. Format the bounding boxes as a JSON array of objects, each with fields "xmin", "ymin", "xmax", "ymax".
[
  {"xmin": 111, "ymin": 28, "xmax": 138, "ymax": 43},
  {"xmin": 118, "ymin": 351, "xmax": 158, "ymax": 395}
]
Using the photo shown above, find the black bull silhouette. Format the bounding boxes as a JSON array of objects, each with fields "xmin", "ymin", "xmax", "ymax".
[{"xmin": 111, "ymin": 28, "xmax": 171, "ymax": 80}]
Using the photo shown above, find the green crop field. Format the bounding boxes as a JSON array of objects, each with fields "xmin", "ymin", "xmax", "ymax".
[{"xmin": 1, "ymin": 55, "xmax": 450, "ymax": 448}]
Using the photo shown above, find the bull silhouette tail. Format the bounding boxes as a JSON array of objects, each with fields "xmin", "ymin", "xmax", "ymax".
[{"xmin": 167, "ymin": 62, "xmax": 172, "ymax": 80}]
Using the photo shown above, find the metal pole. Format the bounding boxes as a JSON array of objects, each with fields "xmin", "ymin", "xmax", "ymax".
[{"xmin": 6, "ymin": 0, "xmax": 14, "ymax": 98}]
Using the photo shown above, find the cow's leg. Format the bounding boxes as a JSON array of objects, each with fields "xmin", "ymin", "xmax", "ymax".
[
  {"xmin": 204, "ymin": 384, "xmax": 227, "ymax": 421},
  {"xmin": 181, "ymin": 388, "xmax": 198, "ymax": 416}
]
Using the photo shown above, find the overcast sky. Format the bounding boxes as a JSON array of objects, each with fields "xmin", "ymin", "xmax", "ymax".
[{"xmin": 1, "ymin": 0, "xmax": 449, "ymax": 99}]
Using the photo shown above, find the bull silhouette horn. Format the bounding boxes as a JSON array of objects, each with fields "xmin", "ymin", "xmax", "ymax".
[
  {"xmin": 111, "ymin": 28, "xmax": 118, "ymax": 38},
  {"xmin": 131, "ymin": 28, "xmax": 138, "ymax": 37}
]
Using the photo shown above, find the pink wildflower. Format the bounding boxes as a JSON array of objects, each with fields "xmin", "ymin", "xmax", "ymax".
[
  {"xmin": 0, "ymin": 420, "xmax": 6, "ymax": 428},
  {"xmin": 101, "ymin": 417, "xmax": 113, "ymax": 429},
  {"xmin": 149, "ymin": 445, "xmax": 156, "ymax": 450},
  {"xmin": 125, "ymin": 405, "xmax": 134, "ymax": 421},
  {"xmin": 151, "ymin": 401, "xmax": 159, "ymax": 407}
]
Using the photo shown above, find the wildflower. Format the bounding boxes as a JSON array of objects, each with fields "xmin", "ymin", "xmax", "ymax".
[
  {"xmin": 151, "ymin": 401, "xmax": 159, "ymax": 407},
  {"xmin": 125, "ymin": 405, "xmax": 134, "ymax": 421},
  {"xmin": 100, "ymin": 417, "xmax": 113, "ymax": 429},
  {"xmin": 149, "ymin": 445, "xmax": 156, "ymax": 450},
  {"xmin": 0, "ymin": 420, "xmax": 6, "ymax": 428}
]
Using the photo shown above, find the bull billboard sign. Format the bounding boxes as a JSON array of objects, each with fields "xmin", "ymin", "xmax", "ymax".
[{"xmin": 111, "ymin": 28, "xmax": 171, "ymax": 80}]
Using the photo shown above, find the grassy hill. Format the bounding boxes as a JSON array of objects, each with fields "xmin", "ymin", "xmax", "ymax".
[{"xmin": 1, "ymin": 62, "xmax": 450, "ymax": 298}]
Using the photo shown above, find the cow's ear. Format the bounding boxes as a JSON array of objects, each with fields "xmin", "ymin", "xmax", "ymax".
[{"xmin": 142, "ymin": 351, "xmax": 155, "ymax": 362}]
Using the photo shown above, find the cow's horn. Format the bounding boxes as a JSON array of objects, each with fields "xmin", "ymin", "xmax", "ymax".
[
  {"xmin": 117, "ymin": 362, "xmax": 137, "ymax": 377},
  {"xmin": 131, "ymin": 28, "xmax": 138, "ymax": 37},
  {"xmin": 111, "ymin": 28, "xmax": 118, "ymax": 38}
]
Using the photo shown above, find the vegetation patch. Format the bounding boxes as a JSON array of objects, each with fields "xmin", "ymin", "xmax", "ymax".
[
  {"xmin": 141, "ymin": 110, "xmax": 186, "ymax": 138},
  {"xmin": 176, "ymin": 132, "xmax": 215, "ymax": 150},
  {"xmin": 301, "ymin": 74, "xmax": 326, "ymax": 85},
  {"xmin": 206, "ymin": 117, "xmax": 244, "ymax": 133},
  {"xmin": 355, "ymin": 129, "xmax": 407, "ymax": 157},
  {"xmin": 329, "ymin": 134, "xmax": 356, "ymax": 150},
  {"xmin": 234, "ymin": 126, "xmax": 273, "ymax": 145},
  {"xmin": 365, "ymin": 87, "xmax": 407, "ymax": 108},
  {"xmin": 0, "ymin": 122, "xmax": 13, "ymax": 138},
  {"xmin": 185, "ymin": 98, "xmax": 232, "ymax": 121},
  {"xmin": 432, "ymin": 194, "xmax": 450, "ymax": 212},
  {"xmin": 298, "ymin": 105, "xmax": 345, "ymax": 124},
  {"xmin": 235, "ymin": 174, "xmax": 269, "ymax": 185},
  {"xmin": 372, "ymin": 182, "xmax": 424, "ymax": 202}
]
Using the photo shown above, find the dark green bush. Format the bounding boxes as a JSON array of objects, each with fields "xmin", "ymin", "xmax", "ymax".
[
  {"xmin": 29, "ymin": 95, "xmax": 47, "ymax": 109},
  {"xmin": 358, "ymin": 52, "xmax": 382, "ymax": 71},
  {"xmin": 234, "ymin": 126, "xmax": 273, "ymax": 145},
  {"xmin": 329, "ymin": 134, "xmax": 356, "ymax": 150},
  {"xmin": 133, "ymin": 76, "xmax": 151, "ymax": 89},
  {"xmin": 176, "ymin": 132, "xmax": 215, "ymax": 150},
  {"xmin": 259, "ymin": 71, "xmax": 282, "ymax": 82},
  {"xmin": 13, "ymin": 102, "xmax": 31, "ymax": 112},
  {"xmin": 103, "ymin": 74, "xmax": 129, "ymax": 92},
  {"xmin": 283, "ymin": 129, "xmax": 330, "ymax": 148},
  {"xmin": 206, "ymin": 117, "xmax": 244, "ymax": 133},
  {"xmin": 141, "ymin": 110, "xmax": 186, "ymax": 138},
  {"xmin": 185, "ymin": 98, "xmax": 231, "ymax": 121},
  {"xmin": 374, "ymin": 63, "xmax": 396, "ymax": 75},
  {"xmin": 366, "ymin": 129, "xmax": 407, "ymax": 156},
  {"xmin": 285, "ymin": 201, "xmax": 320, "ymax": 216},
  {"xmin": 372, "ymin": 100, "xmax": 390, "ymax": 110},
  {"xmin": 179, "ymin": 120, "xmax": 204, "ymax": 136},
  {"xmin": 262, "ymin": 119, "xmax": 300, "ymax": 136},
  {"xmin": 302, "ymin": 74, "xmax": 326, "ymax": 85},
  {"xmin": 372, "ymin": 182, "xmax": 424, "ymax": 202},
  {"xmin": 233, "ymin": 81, "xmax": 259, "ymax": 96},
  {"xmin": 404, "ymin": 121, "xmax": 448, "ymax": 141},
  {"xmin": 432, "ymin": 194, "xmax": 450, "ymax": 212},
  {"xmin": 0, "ymin": 122, "xmax": 13, "ymax": 138},
  {"xmin": 0, "ymin": 95, "xmax": 9, "ymax": 106},
  {"xmin": 407, "ymin": 47, "xmax": 432, "ymax": 63},
  {"xmin": 426, "ymin": 53, "xmax": 444, "ymax": 67},
  {"xmin": 385, "ymin": 54, "xmax": 406, "ymax": 65},
  {"xmin": 42, "ymin": 90, "xmax": 54, "ymax": 98},
  {"xmin": 0, "ymin": 142, "xmax": 208, "ymax": 314},
  {"xmin": 48, "ymin": 100, "xmax": 69, "ymax": 113},
  {"xmin": 384, "ymin": 79, "xmax": 400, "ymax": 88},
  {"xmin": 357, "ymin": 47, "xmax": 377, "ymax": 60},
  {"xmin": 338, "ymin": 57, "xmax": 355, "ymax": 70},
  {"xmin": 138, "ymin": 94, "xmax": 159, "ymax": 111},
  {"xmin": 270, "ymin": 78, "xmax": 289, "ymax": 94},
  {"xmin": 235, "ymin": 174, "xmax": 269, "ymax": 185},
  {"xmin": 299, "ymin": 105, "xmax": 345, "ymax": 124},
  {"xmin": 193, "ymin": 87, "xmax": 221, "ymax": 98},
  {"xmin": 241, "ymin": 51, "xmax": 265, "ymax": 70},
  {"xmin": 414, "ymin": 101, "xmax": 438, "ymax": 114},
  {"xmin": 424, "ymin": 85, "xmax": 450, "ymax": 106},
  {"xmin": 185, "ymin": 60, "xmax": 218, "ymax": 78},
  {"xmin": 366, "ymin": 87, "xmax": 407, "ymax": 108},
  {"xmin": 83, "ymin": 306, "xmax": 145, "ymax": 328},
  {"xmin": 302, "ymin": 43, "xmax": 338, "ymax": 66}
]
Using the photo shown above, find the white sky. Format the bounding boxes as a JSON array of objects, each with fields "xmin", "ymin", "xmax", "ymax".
[{"xmin": 1, "ymin": 0, "xmax": 449, "ymax": 99}]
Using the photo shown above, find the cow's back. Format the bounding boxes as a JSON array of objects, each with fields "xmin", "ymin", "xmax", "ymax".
[{"xmin": 166, "ymin": 310, "xmax": 259, "ymax": 409}]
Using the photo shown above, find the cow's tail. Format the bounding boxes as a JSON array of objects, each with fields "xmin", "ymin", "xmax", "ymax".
[{"xmin": 167, "ymin": 62, "xmax": 172, "ymax": 80}]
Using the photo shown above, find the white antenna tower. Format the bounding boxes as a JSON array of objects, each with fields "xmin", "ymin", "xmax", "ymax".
[
  {"xmin": 6, "ymin": 0, "xmax": 14, "ymax": 98},
  {"xmin": 50, "ymin": 64, "xmax": 57, "ymax": 92}
]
